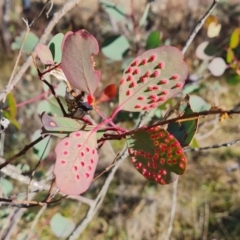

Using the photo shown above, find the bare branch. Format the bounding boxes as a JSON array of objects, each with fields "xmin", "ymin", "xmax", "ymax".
[
  {"xmin": 0, "ymin": 0, "xmax": 84, "ymax": 102},
  {"xmin": 182, "ymin": 0, "xmax": 220, "ymax": 55},
  {"xmin": 164, "ymin": 177, "xmax": 179, "ymax": 240}
]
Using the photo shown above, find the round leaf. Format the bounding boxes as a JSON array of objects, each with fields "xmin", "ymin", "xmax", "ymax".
[
  {"xmin": 118, "ymin": 46, "xmax": 188, "ymax": 112},
  {"xmin": 50, "ymin": 213, "xmax": 75, "ymax": 238},
  {"xmin": 127, "ymin": 127, "xmax": 187, "ymax": 185},
  {"xmin": 61, "ymin": 30, "xmax": 101, "ymax": 96},
  {"xmin": 102, "ymin": 35, "xmax": 130, "ymax": 61},
  {"xmin": 54, "ymin": 131, "xmax": 99, "ymax": 195},
  {"xmin": 146, "ymin": 31, "xmax": 161, "ymax": 50},
  {"xmin": 208, "ymin": 57, "xmax": 227, "ymax": 77},
  {"xmin": 48, "ymin": 33, "xmax": 64, "ymax": 63},
  {"xmin": 11, "ymin": 31, "xmax": 39, "ymax": 53},
  {"xmin": 189, "ymin": 95, "xmax": 211, "ymax": 112},
  {"xmin": 207, "ymin": 22, "xmax": 221, "ymax": 38}
]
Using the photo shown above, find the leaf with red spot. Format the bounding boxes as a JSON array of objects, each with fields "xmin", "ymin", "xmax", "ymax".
[
  {"xmin": 118, "ymin": 46, "xmax": 188, "ymax": 112},
  {"xmin": 61, "ymin": 30, "xmax": 101, "ymax": 96},
  {"xmin": 41, "ymin": 112, "xmax": 95, "ymax": 138},
  {"xmin": 97, "ymin": 84, "xmax": 117, "ymax": 102},
  {"xmin": 54, "ymin": 130, "xmax": 98, "ymax": 195},
  {"xmin": 126, "ymin": 127, "xmax": 186, "ymax": 185}
]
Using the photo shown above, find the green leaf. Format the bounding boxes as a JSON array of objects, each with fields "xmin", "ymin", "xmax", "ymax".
[
  {"xmin": 204, "ymin": 42, "xmax": 217, "ymax": 57},
  {"xmin": 6, "ymin": 92, "xmax": 17, "ymax": 118},
  {"xmin": 102, "ymin": 35, "xmax": 130, "ymax": 61},
  {"xmin": 167, "ymin": 103, "xmax": 198, "ymax": 147},
  {"xmin": 31, "ymin": 129, "xmax": 52, "ymax": 160},
  {"xmin": 48, "ymin": 33, "xmax": 64, "ymax": 63},
  {"xmin": 226, "ymin": 48, "xmax": 234, "ymax": 63},
  {"xmin": 2, "ymin": 110, "xmax": 21, "ymax": 130},
  {"xmin": 183, "ymin": 84, "xmax": 199, "ymax": 94},
  {"xmin": 37, "ymin": 97, "xmax": 67, "ymax": 116},
  {"xmin": 189, "ymin": 95, "xmax": 211, "ymax": 112},
  {"xmin": 146, "ymin": 31, "xmax": 161, "ymax": 50},
  {"xmin": 11, "ymin": 31, "xmax": 39, "ymax": 53},
  {"xmin": 41, "ymin": 113, "xmax": 95, "ymax": 138},
  {"xmin": 50, "ymin": 213, "xmax": 75, "ymax": 238},
  {"xmin": 100, "ymin": 0, "xmax": 125, "ymax": 21},
  {"xmin": 226, "ymin": 74, "xmax": 240, "ymax": 85},
  {"xmin": 230, "ymin": 27, "xmax": 240, "ymax": 49},
  {"xmin": 126, "ymin": 127, "xmax": 187, "ymax": 185},
  {"xmin": 0, "ymin": 179, "xmax": 13, "ymax": 195}
]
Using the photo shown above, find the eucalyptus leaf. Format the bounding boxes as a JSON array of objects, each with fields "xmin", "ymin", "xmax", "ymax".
[
  {"xmin": 11, "ymin": 31, "xmax": 39, "ymax": 53},
  {"xmin": 50, "ymin": 213, "xmax": 75, "ymax": 238},
  {"xmin": 31, "ymin": 129, "xmax": 52, "ymax": 160},
  {"xmin": 102, "ymin": 35, "xmax": 130, "ymax": 61}
]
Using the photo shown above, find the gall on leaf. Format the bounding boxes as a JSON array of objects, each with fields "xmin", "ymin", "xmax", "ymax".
[
  {"xmin": 126, "ymin": 127, "xmax": 187, "ymax": 185},
  {"xmin": 34, "ymin": 44, "xmax": 54, "ymax": 65},
  {"xmin": 97, "ymin": 84, "xmax": 117, "ymax": 103},
  {"xmin": 54, "ymin": 130, "xmax": 98, "ymax": 195},
  {"xmin": 61, "ymin": 29, "xmax": 101, "ymax": 96},
  {"xmin": 118, "ymin": 46, "xmax": 188, "ymax": 112}
]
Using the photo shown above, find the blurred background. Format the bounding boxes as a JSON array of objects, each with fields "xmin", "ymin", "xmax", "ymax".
[{"xmin": 0, "ymin": 0, "xmax": 240, "ymax": 239}]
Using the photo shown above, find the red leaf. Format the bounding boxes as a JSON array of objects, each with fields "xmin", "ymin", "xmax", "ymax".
[
  {"xmin": 98, "ymin": 84, "xmax": 117, "ymax": 102},
  {"xmin": 126, "ymin": 127, "xmax": 186, "ymax": 185},
  {"xmin": 54, "ymin": 131, "xmax": 98, "ymax": 195},
  {"xmin": 61, "ymin": 30, "xmax": 101, "ymax": 96}
]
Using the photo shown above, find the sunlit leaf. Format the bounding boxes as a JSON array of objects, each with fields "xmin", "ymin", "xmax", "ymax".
[
  {"xmin": 54, "ymin": 131, "xmax": 98, "ymax": 195},
  {"xmin": 118, "ymin": 46, "xmax": 188, "ymax": 112},
  {"xmin": 61, "ymin": 30, "xmax": 101, "ymax": 96},
  {"xmin": 230, "ymin": 27, "xmax": 240, "ymax": 49},
  {"xmin": 41, "ymin": 113, "xmax": 94, "ymax": 138},
  {"xmin": 207, "ymin": 22, "xmax": 221, "ymax": 38},
  {"xmin": 167, "ymin": 103, "xmax": 198, "ymax": 147},
  {"xmin": 146, "ymin": 31, "xmax": 161, "ymax": 50},
  {"xmin": 208, "ymin": 57, "xmax": 227, "ymax": 77}
]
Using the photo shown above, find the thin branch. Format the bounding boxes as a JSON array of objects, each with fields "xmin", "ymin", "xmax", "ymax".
[
  {"xmin": 0, "ymin": 0, "xmax": 84, "ymax": 102},
  {"xmin": 0, "ymin": 136, "xmax": 45, "ymax": 169},
  {"xmin": 182, "ymin": 0, "xmax": 220, "ymax": 55},
  {"xmin": 184, "ymin": 138, "xmax": 240, "ymax": 152},
  {"xmin": 0, "ymin": 158, "xmax": 94, "ymax": 206},
  {"xmin": 26, "ymin": 205, "xmax": 47, "ymax": 240},
  {"xmin": 164, "ymin": 177, "xmax": 179, "ymax": 240}
]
